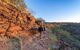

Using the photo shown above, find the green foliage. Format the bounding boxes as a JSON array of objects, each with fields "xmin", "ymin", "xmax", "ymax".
[
  {"xmin": 49, "ymin": 33, "xmax": 58, "ymax": 43},
  {"xmin": 50, "ymin": 47, "xmax": 54, "ymax": 50},
  {"xmin": 60, "ymin": 24, "xmax": 80, "ymax": 40},
  {"xmin": 51, "ymin": 25, "xmax": 80, "ymax": 48}
]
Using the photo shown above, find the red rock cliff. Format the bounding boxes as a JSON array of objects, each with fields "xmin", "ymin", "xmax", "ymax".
[{"xmin": 0, "ymin": 0, "xmax": 51, "ymax": 50}]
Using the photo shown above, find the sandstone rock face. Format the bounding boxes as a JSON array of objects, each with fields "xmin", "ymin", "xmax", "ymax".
[
  {"xmin": 0, "ymin": 0, "xmax": 35, "ymax": 37},
  {"xmin": 0, "ymin": 0, "xmax": 51, "ymax": 50}
]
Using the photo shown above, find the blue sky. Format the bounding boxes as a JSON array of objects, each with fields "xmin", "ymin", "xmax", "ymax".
[{"xmin": 24, "ymin": 0, "xmax": 80, "ymax": 22}]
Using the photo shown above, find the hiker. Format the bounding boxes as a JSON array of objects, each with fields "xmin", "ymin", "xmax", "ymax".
[
  {"xmin": 38, "ymin": 24, "xmax": 46, "ymax": 39},
  {"xmin": 43, "ymin": 25, "xmax": 46, "ymax": 31}
]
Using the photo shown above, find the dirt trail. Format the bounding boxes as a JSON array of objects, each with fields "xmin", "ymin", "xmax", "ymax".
[
  {"xmin": 0, "ymin": 31, "xmax": 51, "ymax": 50},
  {"xmin": 20, "ymin": 31, "xmax": 51, "ymax": 50}
]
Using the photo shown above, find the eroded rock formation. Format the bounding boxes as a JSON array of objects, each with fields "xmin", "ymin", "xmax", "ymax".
[
  {"xmin": 0, "ymin": 0, "xmax": 51, "ymax": 50},
  {"xmin": 0, "ymin": 0, "xmax": 36, "ymax": 37}
]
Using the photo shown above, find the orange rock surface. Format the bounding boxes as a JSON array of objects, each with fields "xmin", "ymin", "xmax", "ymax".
[
  {"xmin": 0, "ymin": 0, "xmax": 51, "ymax": 50},
  {"xmin": 0, "ymin": 0, "xmax": 36, "ymax": 37}
]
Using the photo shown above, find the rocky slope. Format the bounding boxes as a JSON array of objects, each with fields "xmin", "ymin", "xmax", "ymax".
[{"xmin": 0, "ymin": 0, "xmax": 51, "ymax": 50}]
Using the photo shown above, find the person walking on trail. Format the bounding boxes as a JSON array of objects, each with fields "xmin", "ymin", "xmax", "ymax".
[
  {"xmin": 38, "ymin": 24, "xmax": 46, "ymax": 39},
  {"xmin": 38, "ymin": 25, "xmax": 43, "ymax": 39},
  {"xmin": 38, "ymin": 25, "xmax": 43, "ymax": 33}
]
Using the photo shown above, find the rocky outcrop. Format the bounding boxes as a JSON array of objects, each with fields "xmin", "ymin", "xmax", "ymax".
[
  {"xmin": 0, "ymin": 0, "xmax": 36, "ymax": 37},
  {"xmin": 0, "ymin": 0, "xmax": 51, "ymax": 50}
]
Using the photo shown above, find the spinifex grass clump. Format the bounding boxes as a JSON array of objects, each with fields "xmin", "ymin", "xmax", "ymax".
[{"xmin": 8, "ymin": 37, "xmax": 22, "ymax": 50}]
